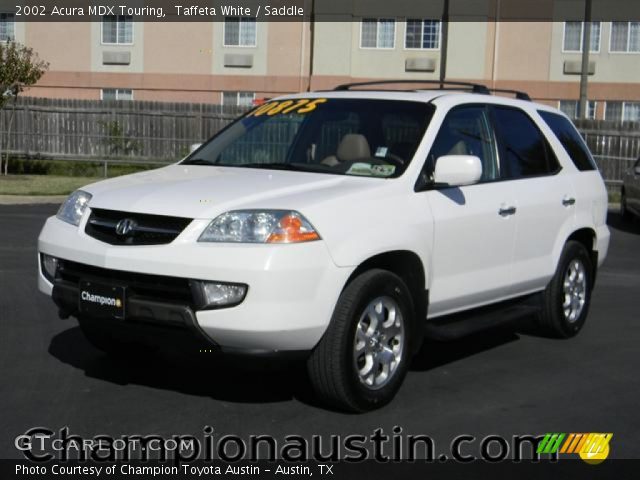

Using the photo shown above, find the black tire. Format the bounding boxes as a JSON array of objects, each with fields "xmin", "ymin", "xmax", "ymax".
[
  {"xmin": 621, "ymin": 189, "xmax": 632, "ymax": 221},
  {"xmin": 537, "ymin": 241, "xmax": 594, "ymax": 338},
  {"xmin": 307, "ymin": 269, "xmax": 414, "ymax": 412}
]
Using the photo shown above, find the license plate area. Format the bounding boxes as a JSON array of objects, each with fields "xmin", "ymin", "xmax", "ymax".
[{"xmin": 78, "ymin": 280, "xmax": 126, "ymax": 319}]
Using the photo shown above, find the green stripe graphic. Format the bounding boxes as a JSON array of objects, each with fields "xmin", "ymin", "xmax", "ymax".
[{"xmin": 537, "ymin": 433, "xmax": 566, "ymax": 454}]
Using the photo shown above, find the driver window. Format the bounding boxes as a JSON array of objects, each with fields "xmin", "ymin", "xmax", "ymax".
[{"xmin": 424, "ymin": 106, "xmax": 499, "ymax": 183}]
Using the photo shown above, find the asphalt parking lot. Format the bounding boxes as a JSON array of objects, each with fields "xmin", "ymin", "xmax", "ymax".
[{"xmin": 1, "ymin": 203, "xmax": 639, "ymax": 459}]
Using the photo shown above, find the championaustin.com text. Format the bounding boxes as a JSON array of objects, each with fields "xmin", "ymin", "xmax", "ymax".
[{"xmin": 14, "ymin": 426, "xmax": 560, "ymax": 465}]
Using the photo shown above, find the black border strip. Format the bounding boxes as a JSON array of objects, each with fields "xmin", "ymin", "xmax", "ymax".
[{"xmin": 1, "ymin": 0, "xmax": 639, "ymax": 22}]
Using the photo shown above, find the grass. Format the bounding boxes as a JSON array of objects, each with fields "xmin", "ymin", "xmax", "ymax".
[
  {"xmin": 608, "ymin": 190, "xmax": 621, "ymax": 204},
  {"xmin": 0, "ymin": 175, "xmax": 100, "ymax": 196}
]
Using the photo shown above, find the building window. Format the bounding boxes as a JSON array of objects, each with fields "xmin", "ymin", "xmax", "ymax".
[
  {"xmin": 0, "ymin": 13, "xmax": 15, "ymax": 42},
  {"xmin": 610, "ymin": 22, "xmax": 640, "ymax": 52},
  {"xmin": 224, "ymin": 17, "xmax": 257, "ymax": 47},
  {"xmin": 102, "ymin": 15, "xmax": 133, "ymax": 44},
  {"xmin": 405, "ymin": 19, "xmax": 441, "ymax": 49},
  {"xmin": 563, "ymin": 21, "xmax": 601, "ymax": 52},
  {"xmin": 605, "ymin": 102, "xmax": 640, "ymax": 122},
  {"xmin": 559, "ymin": 100, "xmax": 597, "ymax": 120},
  {"xmin": 361, "ymin": 19, "xmax": 396, "ymax": 49},
  {"xmin": 101, "ymin": 89, "xmax": 133, "ymax": 101},
  {"xmin": 222, "ymin": 91, "xmax": 255, "ymax": 107}
]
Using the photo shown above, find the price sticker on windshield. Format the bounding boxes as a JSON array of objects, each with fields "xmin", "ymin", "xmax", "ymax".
[{"xmin": 248, "ymin": 99, "xmax": 328, "ymax": 117}]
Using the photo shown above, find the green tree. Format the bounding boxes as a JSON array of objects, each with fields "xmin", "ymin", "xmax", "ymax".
[
  {"xmin": 0, "ymin": 41, "xmax": 49, "ymax": 175},
  {"xmin": 99, "ymin": 120, "xmax": 142, "ymax": 157}
]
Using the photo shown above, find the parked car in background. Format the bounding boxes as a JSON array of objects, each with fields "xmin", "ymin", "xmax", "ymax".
[
  {"xmin": 38, "ymin": 81, "xmax": 610, "ymax": 412},
  {"xmin": 621, "ymin": 157, "xmax": 640, "ymax": 221}
]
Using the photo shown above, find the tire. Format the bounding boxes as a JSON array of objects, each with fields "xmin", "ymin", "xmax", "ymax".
[
  {"xmin": 621, "ymin": 189, "xmax": 632, "ymax": 221},
  {"xmin": 537, "ymin": 241, "xmax": 594, "ymax": 338},
  {"xmin": 307, "ymin": 269, "xmax": 414, "ymax": 412}
]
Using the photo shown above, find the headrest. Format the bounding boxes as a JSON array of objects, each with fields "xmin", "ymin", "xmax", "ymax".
[{"xmin": 337, "ymin": 134, "xmax": 371, "ymax": 161}]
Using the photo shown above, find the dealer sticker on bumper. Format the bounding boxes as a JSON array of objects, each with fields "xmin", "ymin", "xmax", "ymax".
[{"xmin": 78, "ymin": 280, "xmax": 126, "ymax": 319}]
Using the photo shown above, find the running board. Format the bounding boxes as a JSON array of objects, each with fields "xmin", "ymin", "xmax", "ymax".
[{"xmin": 423, "ymin": 293, "xmax": 542, "ymax": 341}]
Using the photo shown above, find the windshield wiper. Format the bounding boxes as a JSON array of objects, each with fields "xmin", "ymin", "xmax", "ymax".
[
  {"xmin": 217, "ymin": 162, "xmax": 315, "ymax": 172},
  {"xmin": 182, "ymin": 158, "xmax": 215, "ymax": 166}
]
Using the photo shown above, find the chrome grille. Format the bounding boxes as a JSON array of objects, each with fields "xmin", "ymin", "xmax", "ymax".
[{"xmin": 85, "ymin": 208, "xmax": 192, "ymax": 245}]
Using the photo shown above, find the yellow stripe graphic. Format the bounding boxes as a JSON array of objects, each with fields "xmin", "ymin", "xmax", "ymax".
[
  {"xmin": 588, "ymin": 435, "xmax": 603, "ymax": 454},
  {"xmin": 575, "ymin": 433, "xmax": 592, "ymax": 454},
  {"xmin": 582, "ymin": 433, "xmax": 613, "ymax": 455}
]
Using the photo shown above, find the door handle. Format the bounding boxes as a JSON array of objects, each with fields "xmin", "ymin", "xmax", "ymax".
[
  {"xmin": 562, "ymin": 197, "xmax": 576, "ymax": 207},
  {"xmin": 499, "ymin": 206, "xmax": 517, "ymax": 217}
]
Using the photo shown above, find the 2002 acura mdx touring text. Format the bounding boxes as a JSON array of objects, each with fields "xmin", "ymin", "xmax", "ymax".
[{"xmin": 38, "ymin": 81, "xmax": 610, "ymax": 412}]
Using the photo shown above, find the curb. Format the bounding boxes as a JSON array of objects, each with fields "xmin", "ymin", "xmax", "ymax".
[{"xmin": 0, "ymin": 195, "xmax": 66, "ymax": 205}]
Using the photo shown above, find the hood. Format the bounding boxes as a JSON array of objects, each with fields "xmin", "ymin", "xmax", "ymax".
[{"xmin": 83, "ymin": 164, "xmax": 383, "ymax": 219}]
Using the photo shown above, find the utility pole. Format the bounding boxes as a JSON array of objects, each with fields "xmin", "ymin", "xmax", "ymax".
[
  {"xmin": 579, "ymin": 0, "xmax": 592, "ymax": 118},
  {"xmin": 439, "ymin": 0, "xmax": 450, "ymax": 87},
  {"xmin": 307, "ymin": 0, "xmax": 315, "ymax": 91}
]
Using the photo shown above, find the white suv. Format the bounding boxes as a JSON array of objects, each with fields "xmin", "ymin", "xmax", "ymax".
[{"xmin": 38, "ymin": 81, "xmax": 610, "ymax": 411}]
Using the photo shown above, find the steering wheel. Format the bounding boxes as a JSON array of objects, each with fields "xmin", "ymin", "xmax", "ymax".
[{"xmin": 384, "ymin": 153, "xmax": 406, "ymax": 167}]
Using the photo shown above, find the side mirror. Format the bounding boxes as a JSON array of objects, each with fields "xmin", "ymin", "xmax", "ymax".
[
  {"xmin": 634, "ymin": 165, "xmax": 640, "ymax": 175},
  {"xmin": 434, "ymin": 155, "xmax": 483, "ymax": 187},
  {"xmin": 190, "ymin": 143, "xmax": 203, "ymax": 153}
]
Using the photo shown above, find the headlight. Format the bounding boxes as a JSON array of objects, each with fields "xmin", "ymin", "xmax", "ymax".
[
  {"xmin": 199, "ymin": 210, "xmax": 320, "ymax": 244},
  {"xmin": 56, "ymin": 190, "xmax": 92, "ymax": 226}
]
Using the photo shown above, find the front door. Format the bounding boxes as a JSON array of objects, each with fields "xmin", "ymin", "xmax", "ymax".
[{"xmin": 423, "ymin": 105, "xmax": 518, "ymax": 317}]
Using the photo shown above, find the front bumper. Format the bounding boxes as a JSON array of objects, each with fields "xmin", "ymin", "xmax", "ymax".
[{"xmin": 38, "ymin": 215, "xmax": 353, "ymax": 353}]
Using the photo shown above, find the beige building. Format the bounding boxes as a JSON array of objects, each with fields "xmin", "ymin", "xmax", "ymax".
[{"xmin": 2, "ymin": 11, "xmax": 639, "ymax": 121}]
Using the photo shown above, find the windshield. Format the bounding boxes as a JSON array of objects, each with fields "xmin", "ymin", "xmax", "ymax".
[{"xmin": 182, "ymin": 98, "xmax": 435, "ymax": 179}]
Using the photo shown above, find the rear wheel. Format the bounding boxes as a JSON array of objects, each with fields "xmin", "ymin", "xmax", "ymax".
[
  {"xmin": 307, "ymin": 269, "xmax": 414, "ymax": 412},
  {"xmin": 537, "ymin": 241, "xmax": 593, "ymax": 338}
]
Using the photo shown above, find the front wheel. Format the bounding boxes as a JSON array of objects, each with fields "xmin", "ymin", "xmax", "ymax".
[
  {"xmin": 537, "ymin": 241, "xmax": 594, "ymax": 338},
  {"xmin": 307, "ymin": 269, "xmax": 414, "ymax": 412}
]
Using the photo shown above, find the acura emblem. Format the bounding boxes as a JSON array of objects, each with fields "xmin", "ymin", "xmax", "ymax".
[{"xmin": 115, "ymin": 218, "xmax": 137, "ymax": 236}]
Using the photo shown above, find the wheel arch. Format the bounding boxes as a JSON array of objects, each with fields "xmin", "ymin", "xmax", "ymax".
[
  {"xmin": 343, "ymin": 250, "xmax": 427, "ymax": 353},
  {"xmin": 565, "ymin": 227, "xmax": 599, "ymax": 287}
]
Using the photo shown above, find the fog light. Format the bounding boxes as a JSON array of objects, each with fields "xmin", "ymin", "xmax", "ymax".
[
  {"xmin": 195, "ymin": 281, "xmax": 248, "ymax": 309},
  {"xmin": 41, "ymin": 254, "xmax": 59, "ymax": 282}
]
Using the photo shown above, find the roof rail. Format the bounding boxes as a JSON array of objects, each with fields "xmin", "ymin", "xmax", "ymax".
[
  {"xmin": 488, "ymin": 88, "xmax": 531, "ymax": 101},
  {"xmin": 333, "ymin": 80, "xmax": 490, "ymax": 95}
]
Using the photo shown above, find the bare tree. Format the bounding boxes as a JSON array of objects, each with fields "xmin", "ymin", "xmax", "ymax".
[{"xmin": 0, "ymin": 41, "xmax": 49, "ymax": 175}]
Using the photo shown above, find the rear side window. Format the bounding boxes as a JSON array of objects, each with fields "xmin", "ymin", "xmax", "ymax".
[
  {"xmin": 538, "ymin": 111, "xmax": 597, "ymax": 171},
  {"xmin": 493, "ymin": 107, "xmax": 560, "ymax": 179}
]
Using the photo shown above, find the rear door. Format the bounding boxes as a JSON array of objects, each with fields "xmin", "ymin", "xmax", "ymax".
[
  {"xmin": 492, "ymin": 106, "xmax": 576, "ymax": 294},
  {"xmin": 423, "ymin": 105, "xmax": 518, "ymax": 317}
]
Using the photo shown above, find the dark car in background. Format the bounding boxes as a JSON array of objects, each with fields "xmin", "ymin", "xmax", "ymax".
[{"xmin": 621, "ymin": 157, "xmax": 640, "ymax": 221}]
